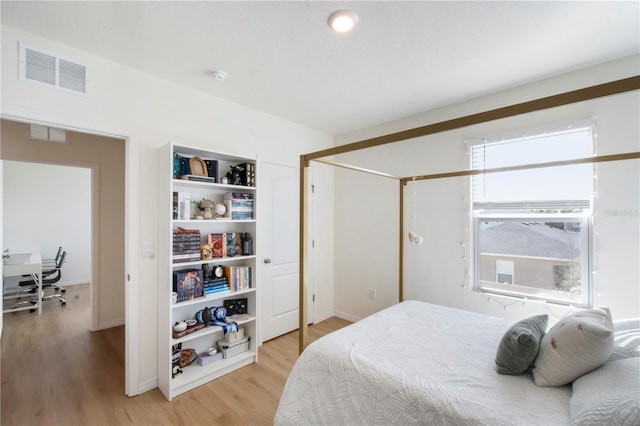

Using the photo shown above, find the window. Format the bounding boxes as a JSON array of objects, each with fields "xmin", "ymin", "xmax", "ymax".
[{"xmin": 468, "ymin": 120, "xmax": 594, "ymax": 306}]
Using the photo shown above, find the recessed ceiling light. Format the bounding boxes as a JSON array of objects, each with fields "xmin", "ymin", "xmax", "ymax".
[
  {"xmin": 208, "ymin": 69, "xmax": 227, "ymax": 82},
  {"xmin": 328, "ymin": 9, "xmax": 358, "ymax": 33}
]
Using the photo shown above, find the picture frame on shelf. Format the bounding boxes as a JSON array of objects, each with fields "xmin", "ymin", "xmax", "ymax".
[{"xmin": 189, "ymin": 156, "xmax": 208, "ymax": 177}]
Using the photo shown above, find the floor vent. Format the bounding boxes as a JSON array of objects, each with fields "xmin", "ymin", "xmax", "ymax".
[{"xmin": 19, "ymin": 42, "xmax": 89, "ymax": 95}]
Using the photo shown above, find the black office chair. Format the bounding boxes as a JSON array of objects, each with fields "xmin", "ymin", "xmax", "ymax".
[
  {"xmin": 17, "ymin": 251, "xmax": 67, "ymax": 308},
  {"xmin": 19, "ymin": 249, "xmax": 67, "ymax": 294}
]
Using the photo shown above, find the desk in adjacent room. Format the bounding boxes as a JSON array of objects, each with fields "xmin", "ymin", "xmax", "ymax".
[{"xmin": 3, "ymin": 252, "xmax": 42, "ymax": 315}]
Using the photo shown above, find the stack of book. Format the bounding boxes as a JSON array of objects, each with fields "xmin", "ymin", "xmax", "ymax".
[
  {"xmin": 173, "ymin": 228, "xmax": 201, "ymax": 263},
  {"xmin": 173, "ymin": 192, "xmax": 191, "ymax": 220},
  {"xmin": 223, "ymin": 266, "xmax": 252, "ymax": 292},
  {"xmin": 224, "ymin": 192, "xmax": 254, "ymax": 220},
  {"xmin": 204, "ymin": 277, "xmax": 230, "ymax": 295}
]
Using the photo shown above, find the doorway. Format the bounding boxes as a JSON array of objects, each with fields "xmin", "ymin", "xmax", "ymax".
[
  {"xmin": 0, "ymin": 116, "xmax": 136, "ymax": 396},
  {"xmin": 2, "ymin": 160, "xmax": 91, "ymax": 307}
]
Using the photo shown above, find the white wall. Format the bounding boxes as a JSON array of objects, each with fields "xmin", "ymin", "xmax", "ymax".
[
  {"xmin": 2, "ymin": 161, "xmax": 91, "ymax": 287},
  {"xmin": 1, "ymin": 25, "xmax": 335, "ymax": 394},
  {"xmin": 333, "ymin": 55, "xmax": 640, "ymax": 325}
]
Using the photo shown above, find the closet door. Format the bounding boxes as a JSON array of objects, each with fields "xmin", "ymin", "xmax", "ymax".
[{"xmin": 260, "ymin": 162, "xmax": 305, "ymax": 341}]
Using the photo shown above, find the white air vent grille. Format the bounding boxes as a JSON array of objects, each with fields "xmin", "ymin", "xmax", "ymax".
[
  {"xmin": 25, "ymin": 48, "xmax": 57, "ymax": 85},
  {"xmin": 59, "ymin": 59, "xmax": 87, "ymax": 93},
  {"xmin": 19, "ymin": 43, "xmax": 89, "ymax": 95}
]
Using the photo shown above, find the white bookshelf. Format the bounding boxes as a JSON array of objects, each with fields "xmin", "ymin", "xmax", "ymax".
[{"xmin": 158, "ymin": 143, "xmax": 258, "ymax": 401}]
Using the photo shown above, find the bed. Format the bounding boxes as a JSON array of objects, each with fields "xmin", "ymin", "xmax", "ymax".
[
  {"xmin": 285, "ymin": 78, "xmax": 639, "ymax": 425},
  {"xmin": 275, "ymin": 300, "xmax": 640, "ymax": 426}
]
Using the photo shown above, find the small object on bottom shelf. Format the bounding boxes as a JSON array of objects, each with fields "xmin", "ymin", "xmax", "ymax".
[
  {"xmin": 196, "ymin": 350, "xmax": 223, "ymax": 366},
  {"xmin": 217, "ymin": 336, "xmax": 250, "ymax": 359},
  {"xmin": 179, "ymin": 348, "xmax": 198, "ymax": 368}
]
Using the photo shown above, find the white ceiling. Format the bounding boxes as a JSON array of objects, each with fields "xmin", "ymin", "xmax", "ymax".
[{"xmin": 2, "ymin": 1, "xmax": 638, "ymax": 135}]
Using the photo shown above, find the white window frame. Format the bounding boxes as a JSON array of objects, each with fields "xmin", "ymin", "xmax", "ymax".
[{"xmin": 468, "ymin": 120, "xmax": 595, "ymax": 307}]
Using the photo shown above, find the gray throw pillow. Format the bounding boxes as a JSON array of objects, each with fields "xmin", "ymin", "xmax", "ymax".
[{"xmin": 495, "ymin": 314, "xmax": 548, "ymax": 375}]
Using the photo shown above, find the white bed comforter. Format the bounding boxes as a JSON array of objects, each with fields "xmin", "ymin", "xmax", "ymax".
[{"xmin": 275, "ymin": 300, "xmax": 571, "ymax": 426}]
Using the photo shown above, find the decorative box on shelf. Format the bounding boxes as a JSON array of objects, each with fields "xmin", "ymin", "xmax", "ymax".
[
  {"xmin": 217, "ymin": 336, "xmax": 250, "ymax": 359},
  {"xmin": 172, "ymin": 322, "xmax": 205, "ymax": 339},
  {"xmin": 224, "ymin": 327, "xmax": 245, "ymax": 343}
]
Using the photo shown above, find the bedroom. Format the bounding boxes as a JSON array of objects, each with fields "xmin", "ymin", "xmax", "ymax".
[{"xmin": 1, "ymin": 1, "xmax": 639, "ymax": 424}]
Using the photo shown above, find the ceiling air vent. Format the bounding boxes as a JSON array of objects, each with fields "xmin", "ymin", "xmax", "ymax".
[{"xmin": 19, "ymin": 42, "xmax": 89, "ymax": 95}]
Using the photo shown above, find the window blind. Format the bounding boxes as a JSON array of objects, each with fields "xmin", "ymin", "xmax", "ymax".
[{"xmin": 467, "ymin": 121, "xmax": 595, "ymax": 209}]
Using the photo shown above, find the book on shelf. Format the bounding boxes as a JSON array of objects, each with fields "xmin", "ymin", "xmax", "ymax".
[
  {"xmin": 225, "ymin": 192, "xmax": 254, "ymax": 200},
  {"xmin": 173, "ymin": 153, "xmax": 183, "ymax": 179},
  {"xmin": 173, "ymin": 153, "xmax": 195, "ymax": 178},
  {"xmin": 208, "ymin": 233, "xmax": 225, "ymax": 257},
  {"xmin": 204, "ymin": 158, "xmax": 218, "ymax": 183},
  {"xmin": 205, "ymin": 284, "xmax": 230, "ymax": 295},
  {"xmin": 224, "ymin": 192, "xmax": 254, "ymax": 220},
  {"xmin": 173, "ymin": 269, "xmax": 204, "ymax": 302},
  {"xmin": 172, "ymin": 192, "xmax": 179, "ymax": 220},
  {"xmin": 225, "ymin": 233, "xmax": 242, "ymax": 257},
  {"xmin": 205, "ymin": 276, "xmax": 229, "ymax": 286},
  {"xmin": 222, "ymin": 266, "xmax": 252, "ymax": 292},
  {"xmin": 205, "ymin": 281, "xmax": 229, "ymax": 290},
  {"xmin": 173, "ymin": 228, "xmax": 201, "ymax": 262},
  {"xmin": 172, "ymin": 254, "xmax": 200, "ymax": 263},
  {"xmin": 204, "ymin": 277, "xmax": 229, "ymax": 293},
  {"xmin": 180, "ymin": 174, "xmax": 215, "ymax": 183},
  {"xmin": 177, "ymin": 192, "xmax": 191, "ymax": 220}
]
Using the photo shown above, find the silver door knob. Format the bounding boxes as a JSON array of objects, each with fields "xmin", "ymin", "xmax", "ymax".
[{"xmin": 263, "ymin": 258, "xmax": 272, "ymax": 264}]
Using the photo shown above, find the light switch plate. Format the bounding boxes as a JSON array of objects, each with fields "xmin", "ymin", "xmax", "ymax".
[{"xmin": 142, "ymin": 241, "xmax": 154, "ymax": 257}]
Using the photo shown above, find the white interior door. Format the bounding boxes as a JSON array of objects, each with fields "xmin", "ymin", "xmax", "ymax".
[{"xmin": 261, "ymin": 162, "xmax": 311, "ymax": 342}]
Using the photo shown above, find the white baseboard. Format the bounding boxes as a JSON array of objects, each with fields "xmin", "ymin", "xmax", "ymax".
[
  {"xmin": 97, "ymin": 318, "xmax": 124, "ymax": 330},
  {"xmin": 313, "ymin": 310, "xmax": 334, "ymax": 324},
  {"xmin": 135, "ymin": 377, "xmax": 158, "ymax": 396},
  {"xmin": 333, "ymin": 310, "xmax": 362, "ymax": 323}
]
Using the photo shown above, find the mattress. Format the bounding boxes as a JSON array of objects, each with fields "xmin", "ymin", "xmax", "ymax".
[{"xmin": 275, "ymin": 300, "xmax": 571, "ymax": 425}]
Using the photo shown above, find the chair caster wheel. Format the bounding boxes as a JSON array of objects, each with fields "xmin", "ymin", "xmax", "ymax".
[
  {"xmin": 61, "ymin": 302, "xmax": 66, "ymax": 307},
  {"xmin": 61, "ymin": 289, "xmax": 66, "ymax": 293}
]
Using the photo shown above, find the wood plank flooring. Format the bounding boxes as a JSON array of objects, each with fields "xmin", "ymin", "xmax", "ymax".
[{"xmin": 1, "ymin": 284, "xmax": 350, "ymax": 425}]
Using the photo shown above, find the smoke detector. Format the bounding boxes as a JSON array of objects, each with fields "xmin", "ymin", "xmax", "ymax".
[{"xmin": 208, "ymin": 69, "xmax": 227, "ymax": 82}]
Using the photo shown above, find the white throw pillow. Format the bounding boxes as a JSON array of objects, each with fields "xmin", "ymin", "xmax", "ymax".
[
  {"xmin": 532, "ymin": 307, "xmax": 614, "ymax": 387},
  {"xmin": 570, "ymin": 357, "xmax": 640, "ymax": 426}
]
